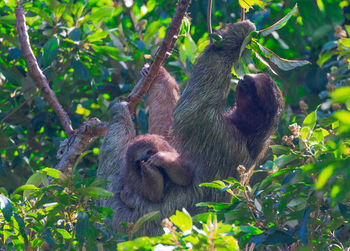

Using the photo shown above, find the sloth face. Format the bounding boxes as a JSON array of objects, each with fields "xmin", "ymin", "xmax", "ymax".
[{"xmin": 236, "ymin": 73, "xmax": 279, "ymax": 113}]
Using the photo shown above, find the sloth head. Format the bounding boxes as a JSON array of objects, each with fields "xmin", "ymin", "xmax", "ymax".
[{"xmin": 233, "ymin": 74, "xmax": 283, "ymax": 135}]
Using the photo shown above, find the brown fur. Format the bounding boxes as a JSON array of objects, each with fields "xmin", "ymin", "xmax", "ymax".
[
  {"xmin": 118, "ymin": 66, "xmax": 186, "ymax": 207},
  {"xmin": 146, "ymin": 65, "xmax": 180, "ymax": 139},
  {"xmin": 97, "ymin": 20, "xmax": 283, "ymax": 235},
  {"xmin": 120, "ymin": 134, "xmax": 192, "ymax": 207}
]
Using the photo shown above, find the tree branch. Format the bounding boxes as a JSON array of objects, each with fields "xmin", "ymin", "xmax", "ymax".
[
  {"xmin": 15, "ymin": 0, "xmax": 191, "ymax": 172},
  {"xmin": 15, "ymin": 4, "xmax": 74, "ymax": 136},
  {"xmin": 56, "ymin": 118, "xmax": 108, "ymax": 172},
  {"xmin": 15, "ymin": 4, "xmax": 109, "ymax": 172},
  {"xmin": 127, "ymin": 0, "xmax": 192, "ymax": 113}
]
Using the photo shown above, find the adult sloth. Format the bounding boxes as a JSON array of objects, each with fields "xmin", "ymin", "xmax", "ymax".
[{"xmin": 97, "ymin": 20, "xmax": 283, "ymax": 236}]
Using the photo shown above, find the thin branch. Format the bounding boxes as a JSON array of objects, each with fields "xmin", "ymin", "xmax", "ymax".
[
  {"xmin": 15, "ymin": 4, "xmax": 74, "ymax": 136},
  {"xmin": 127, "ymin": 0, "xmax": 192, "ymax": 114},
  {"xmin": 208, "ymin": 0, "xmax": 213, "ymax": 43},
  {"xmin": 241, "ymin": 7, "xmax": 245, "ymax": 21},
  {"xmin": 1, "ymin": 96, "xmax": 33, "ymax": 123}
]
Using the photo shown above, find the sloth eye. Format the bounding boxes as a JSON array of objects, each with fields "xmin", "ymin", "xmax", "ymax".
[{"xmin": 146, "ymin": 150, "xmax": 153, "ymax": 155}]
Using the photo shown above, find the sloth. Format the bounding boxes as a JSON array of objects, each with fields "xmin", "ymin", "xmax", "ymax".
[
  {"xmin": 117, "ymin": 65, "xmax": 192, "ymax": 208},
  {"xmin": 120, "ymin": 134, "xmax": 193, "ymax": 208},
  {"xmin": 97, "ymin": 20, "xmax": 283, "ymax": 235}
]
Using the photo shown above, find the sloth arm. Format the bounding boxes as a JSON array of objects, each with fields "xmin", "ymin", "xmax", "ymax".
[
  {"xmin": 143, "ymin": 64, "xmax": 180, "ymax": 139},
  {"xmin": 140, "ymin": 162, "xmax": 165, "ymax": 202},
  {"xmin": 97, "ymin": 101, "xmax": 135, "ymax": 180},
  {"xmin": 147, "ymin": 151, "xmax": 193, "ymax": 186}
]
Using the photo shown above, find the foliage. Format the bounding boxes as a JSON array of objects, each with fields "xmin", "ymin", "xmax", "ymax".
[
  {"xmin": 0, "ymin": 0, "xmax": 350, "ymax": 250},
  {"xmin": 0, "ymin": 167, "xmax": 119, "ymax": 250},
  {"xmin": 119, "ymin": 210, "xmax": 240, "ymax": 251},
  {"xmin": 122, "ymin": 86, "xmax": 350, "ymax": 250}
]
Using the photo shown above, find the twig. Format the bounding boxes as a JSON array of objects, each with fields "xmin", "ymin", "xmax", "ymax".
[
  {"xmin": 208, "ymin": 0, "xmax": 213, "ymax": 43},
  {"xmin": 1, "ymin": 96, "xmax": 33, "ymax": 123},
  {"xmin": 127, "ymin": 0, "xmax": 192, "ymax": 114},
  {"xmin": 120, "ymin": 0, "xmax": 138, "ymax": 33},
  {"xmin": 241, "ymin": 7, "xmax": 245, "ymax": 21},
  {"xmin": 15, "ymin": 4, "xmax": 74, "ymax": 136}
]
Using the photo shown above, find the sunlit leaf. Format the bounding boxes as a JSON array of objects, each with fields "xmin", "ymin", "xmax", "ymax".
[
  {"xmin": 239, "ymin": 0, "xmax": 268, "ymax": 12},
  {"xmin": 55, "ymin": 228, "xmax": 72, "ymax": 240},
  {"xmin": 83, "ymin": 7, "xmax": 114, "ymax": 23},
  {"xmin": 200, "ymin": 180, "xmax": 226, "ymax": 189},
  {"xmin": 12, "ymin": 185, "xmax": 38, "ymax": 195},
  {"xmin": 330, "ymin": 86, "xmax": 350, "ymax": 103},
  {"xmin": 42, "ymin": 168, "xmax": 61, "ymax": 179},
  {"xmin": 255, "ymin": 42, "xmax": 310, "ymax": 71},
  {"xmin": 316, "ymin": 165, "xmax": 335, "ymax": 189},
  {"xmin": 259, "ymin": 4, "xmax": 298, "ymax": 36},
  {"xmin": 0, "ymin": 194, "xmax": 12, "ymax": 222},
  {"xmin": 275, "ymin": 154, "xmax": 299, "ymax": 168},
  {"xmin": 77, "ymin": 186, "xmax": 113, "ymax": 199},
  {"xmin": 90, "ymin": 45, "xmax": 132, "ymax": 61},
  {"xmin": 169, "ymin": 209, "xmax": 192, "ymax": 232},
  {"xmin": 334, "ymin": 111, "xmax": 350, "ymax": 125},
  {"xmin": 76, "ymin": 105, "xmax": 91, "ymax": 116},
  {"xmin": 86, "ymin": 30, "xmax": 110, "ymax": 42}
]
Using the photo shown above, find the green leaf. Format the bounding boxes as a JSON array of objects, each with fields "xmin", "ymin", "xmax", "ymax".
[
  {"xmin": 316, "ymin": 165, "xmax": 335, "ymax": 189},
  {"xmin": 143, "ymin": 21, "xmax": 162, "ymax": 45},
  {"xmin": 0, "ymin": 194, "xmax": 13, "ymax": 222},
  {"xmin": 310, "ymin": 128, "xmax": 329, "ymax": 143},
  {"xmin": 42, "ymin": 36, "xmax": 59, "ymax": 67},
  {"xmin": 13, "ymin": 213, "xmax": 26, "ymax": 239},
  {"xmin": 76, "ymin": 211, "xmax": 89, "ymax": 242},
  {"xmin": 132, "ymin": 211, "xmax": 160, "ymax": 234},
  {"xmin": 233, "ymin": 49, "xmax": 251, "ymax": 78},
  {"xmin": 239, "ymin": 225, "xmax": 263, "ymax": 235},
  {"xmin": 331, "ymin": 87, "xmax": 350, "ymax": 103},
  {"xmin": 42, "ymin": 168, "xmax": 61, "ymax": 179},
  {"xmin": 251, "ymin": 49, "xmax": 277, "ymax": 75},
  {"xmin": 90, "ymin": 45, "xmax": 132, "ymax": 61},
  {"xmin": 275, "ymin": 155, "xmax": 299, "ymax": 168},
  {"xmin": 270, "ymin": 145, "xmax": 292, "ymax": 155},
  {"xmin": 26, "ymin": 171, "xmax": 48, "ymax": 187},
  {"xmin": 255, "ymin": 42, "xmax": 310, "ymax": 71},
  {"xmin": 86, "ymin": 30, "xmax": 110, "ymax": 42},
  {"xmin": 317, "ymin": 50, "xmax": 336, "ymax": 67},
  {"xmin": 300, "ymin": 110, "xmax": 317, "ymax": 140},
  {"xmin": 71, "ymin": 59, "xmax": 89, "ymax": 81},
  {"xmin": 259, "ymin": 4, "xmax": 298, "ymax": 36},
  {"xmin": 238, "ymin": 31, "xmax": 257, "ymax": 59},
  {"xmin": 200, "ymin": 180, "xmax": 226, "ymax": 189},
  {"xmin": 0, "ymin": 15, "xmax": 16, "ymax": 25},
  {"xmin": 69, "ymin": 28, "xmax": 81, "ymax": 41},
  {"xmin": 77, "ymin": 186, "xmax": 113, "ymax": 199},
  {"xmin": 169, "ymin": 209, "xmax": 192, "ymax": 232},
  {"xmin": 334, "ymin": 111, "xmax": 350, "ymax": 125},
  {"xmin": 55, "ymin": 228, "xmax": 72, "ymax": 240},
  {"xmin": 83, "ymin": 7, "xmax": 114, "ymax": 23},
  {"xmin": 12, "ymin": 184, "xmax": 38, "ymax": 195}
]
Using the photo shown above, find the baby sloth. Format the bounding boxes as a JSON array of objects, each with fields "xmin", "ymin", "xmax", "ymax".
[{"xmin": 120, "ymin": 134, "xmax": 192, "ymax": 208}]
